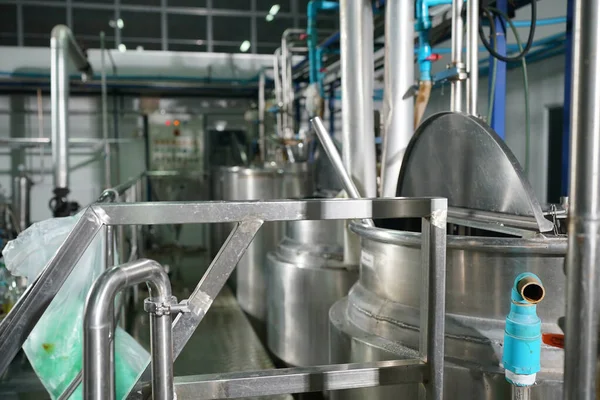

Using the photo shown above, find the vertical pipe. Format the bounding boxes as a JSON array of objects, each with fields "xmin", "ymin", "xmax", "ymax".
[
  {"xmin": 339, "ymin": 0, "xmax": 377, "ymax": 197},
  {"xmin": 51, "ymin": 28, "xmax": 71, "ymax": 191},
  {"xmin": 105, "ymin": 225, "xmax": 114, "ymax": 269},
  {"xmin": 466, "ymin": 0, "xmax": 480, "ymax": 116},
  {"xmin": 273, "ymin": 49, "xmax": 283, "ymax": 136},
  {"xmin": 561, "ymin": 0, "xmax": 575, "ymax": 196},
  {"xmin": 101, "ymin": 32, "xmax": 111, "ymax": 188},
  {"xmin": 150, "ymin": 309, "xmax": 174, "ymax": 400},
  {"xmin": 258, "ymin": 69, "xmax": 266, "ymax": 163},
  {"xmin": 563, "ymin": 0, "xmax": 600, "ymax": 398},
  {"xmin": 490, "ymin": 0, "xmax": 507, "ymax": 139},
  {"xmin": 12, "ymin": 173, "xmax": 31, "ymax": 233},
  {"xmin": 380, "ymin": 0, "xmax": 414, "ymax": 197},
  {"xmin": 450, "ymin": 0, "xmax": 464, "ymax": 112},
  {"xmin": 281, "ymin": 40, "xmax": 290, "ymax": 136},
  {"xmin": 512, "ymin": 386, "xmax": 531, "ymax": 400},
  {"xmin": 421, "ymin": 207, "xmax": 447, "ymax": 400}
]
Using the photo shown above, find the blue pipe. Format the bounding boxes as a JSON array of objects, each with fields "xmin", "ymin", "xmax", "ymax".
[
  {"xmin": 307, "ymin": 0, "xmax": 339, "ymax": 86},
  {"xmin": 512, "ymin": 17, "xmax": 567, "ymax": 27},
  {"xmin": 415, "ymin": 0, "xmax": 453, "ymax": 81},
  {"xmin": 502, "ymin": 273, "xmax": 545, "ymax": 386},
  {"xmin": 490, "ymin": 0, "xmax": 507, "ymax": 139}
]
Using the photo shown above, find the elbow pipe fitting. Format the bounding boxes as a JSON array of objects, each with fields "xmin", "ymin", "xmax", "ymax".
[
  {"xmin": 502, "ymin": 272, "xmax": 545, "ymax": 387},
  {"xmin": 83, "ymin": 259, "xmax": 173, "ymax": 400}
]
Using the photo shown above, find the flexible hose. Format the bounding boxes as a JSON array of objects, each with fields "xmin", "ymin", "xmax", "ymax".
[{"xmin": 479, "ymin": 0, "xmax": 537, "ymax": 62}]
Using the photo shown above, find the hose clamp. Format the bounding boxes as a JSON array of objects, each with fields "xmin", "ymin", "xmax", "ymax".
[{"xmin": 144, "ymin": 296, "xmax": 190, "ymax": 316}]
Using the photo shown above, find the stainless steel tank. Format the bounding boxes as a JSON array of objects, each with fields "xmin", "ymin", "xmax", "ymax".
[
  {"xmin": 267, "ymin": 219, "xmax": 357, "ymax": 366},
  {"xmin": 329, "ymin": 223, "xmax": 566, "ymax": 399},
  {"xmin": 329, "ymin": 113, "xmax": 566, "ymax": 399},
  {"xmin": 211, "ymin": 164, "xmax": 313, "ymax": 334}
]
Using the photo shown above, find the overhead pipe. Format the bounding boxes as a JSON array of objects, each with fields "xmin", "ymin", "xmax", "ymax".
[
  {"xmin": 380, "ymin": 0, "xmax": 415, "ymax": 197},
  {"xmin": 83, "ymin": 259, "xmax": 173, "ymax": 400},
  {"xmin": 563, "ymin": 0, "xmax": 600, "ymax": 397},
  {"xmin": 50, "ymin": 25, "xmax": 93, "ymax": 217}
]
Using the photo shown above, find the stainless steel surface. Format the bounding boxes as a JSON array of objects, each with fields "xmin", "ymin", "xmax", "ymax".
[
  {"xmin": 381, "ymin": 0, "xmax": 414, "ymax": 197},
  {"xmin": 466, "ymin": 0, "xmax": 479, "ymax": 115},
  {"xmin": 0, "ymin": 208, "xmax": 103, "ymax": 376},
  {"xmin": 94, "ymin": 198, "xmax": 446, "ymax": 226},
  {"xmin": 210, "ymin": 165, "xmax": 313, "ymax": 323},
  {"xmin": 513, "ymin": 385, "xmax": 531, "ymax": 400},
  {"xmin": 563, "ymin": 0, "xmax": 600, "ymax": 397},
  {"xmin": 280, "ymin": 29, "xmax": 304, "ymax": 137},
  {"xmin": 50, "ymin": 25, "xmax": 92, "ymax": 190},
  {"xmin": 397, "ymin": 113, "xmax": 554, "ymax": 232},
  {"xmin": 421, "ymin": 214, "xmax": 447, "ymax": 399},
  {"xmin": 174, "ymin": 359, "xmax": 428, "ymax": 399},
  {"xmin": 105, "ymin": 225, "xmax": 115, "ymax": 268},
  {"xmin": 339, "ymin": 0, "xmax": 377, "ymax": 198},
  {"xmin": 330, "ymin": 222, "xmax": 566, "ymax": 400},
  {"xmin": 267, "ymin": 219, "xmax": 358, "ymax": 366},
  {"xmin": 83, "ymin": 259, "xmax": 173, "ymax": 400},
  {"xmin": 11, "ymin": 173, "xmax": 31, "ymax": 232},
  {"xmin": 450, "ymin": 0, "xmax": 464, "ymax": 111}
]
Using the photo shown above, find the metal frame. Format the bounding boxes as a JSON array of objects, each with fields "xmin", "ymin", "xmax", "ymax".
[{"xmin": 0, "ymin": 184, "xmax": 447, "ymax": 399}]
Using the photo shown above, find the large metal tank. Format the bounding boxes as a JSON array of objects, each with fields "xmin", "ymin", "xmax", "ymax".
[
  {"xmin": 267, "ymin": 219, "xmax": 357, "ymax": 366},
  {"xmin": 211, "ymin": 164, "xmax": 313, "ymax": 335},
  {"xmin": 329, "ymin": 113, "xmax": 566, "ymax": 399}
]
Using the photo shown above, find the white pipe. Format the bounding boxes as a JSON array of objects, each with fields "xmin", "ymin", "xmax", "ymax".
[
  {"xmin": 381, "ymin": 0, "xmax": 415, "ymax": 197},
  {"xmin": 273, "ymin": 49, "xmax": 283, "ymax": 136},
  {"xmin": 50, "ymin": 25, "xmax": 92, "ymax": 191}
]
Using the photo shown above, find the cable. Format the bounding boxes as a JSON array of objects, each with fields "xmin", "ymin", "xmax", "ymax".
[
  {"xmin": 479, "ymin": 0, "xmax": 537, "ymax": 62},
  {"xmin": 488, "ymin": 6, "xmax": 531, "ymax": 174}
]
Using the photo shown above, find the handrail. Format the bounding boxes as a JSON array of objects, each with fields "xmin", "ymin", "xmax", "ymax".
[{"xmin": 0, "ymin": 196, "xmax": 447, "ymax": 389}]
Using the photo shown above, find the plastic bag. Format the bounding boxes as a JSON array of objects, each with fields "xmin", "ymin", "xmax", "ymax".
[{"xmin": 3, "ymin": 213, "xmax": 150, "ymax": 400}]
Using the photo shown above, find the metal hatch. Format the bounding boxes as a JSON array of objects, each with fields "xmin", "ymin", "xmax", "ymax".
[{"xmin": 396, "ymin": 112, "xmax": 554, "ymax": 234}]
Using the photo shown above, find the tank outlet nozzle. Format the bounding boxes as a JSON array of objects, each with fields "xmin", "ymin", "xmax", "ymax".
[{"xmin": 502, "ymin": 273, "xmax": 545, "ymax": 387}]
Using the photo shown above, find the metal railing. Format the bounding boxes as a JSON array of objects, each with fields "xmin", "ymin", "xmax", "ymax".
[{"xmin": 0, "ymin": 172, "xmax": 448, "ymax": 400}]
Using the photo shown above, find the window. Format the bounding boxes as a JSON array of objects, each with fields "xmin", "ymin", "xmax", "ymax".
[
  {"xmin": 120, "ymin": 11, "xmax": 161, "ymax": 39},
  {"xmin": 72, "ymin": 9, "xmax": 115, "ymax": 37},
  {"xmin": 23, "ymin": 6, "xmax": 67, "ymax": 40},
  {"xmin": 213, "ymin": 16, "xmax": 251, "ymax": 42},
  {"xmin": 168, "ymin": 14, "xmax": 207, "ymax": 40}
]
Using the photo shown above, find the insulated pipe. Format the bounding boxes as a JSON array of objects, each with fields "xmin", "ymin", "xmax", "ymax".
[
  {"xmin": 465, "ymin": 0, "xmax": 479, "ymax": 115},
  {"xmin": 83, "ymin": 259, "xmax": 173, "ymax": 400},
  {"xmin": 258, "ymin": 69, "xmax": 266, "ymax": 162},
  {"xmin": 450, "ymin": 0, "xmax": 464, "ymax": 111},
  {"xmin": 563, "ymin": 0, "xmax": 600, "ymax": 397},
  {"xmin": 339, "ymin": 0, "xmax": 377, "ymax": 198},
  {"xmin": 50, "ymin": 25, "xmax": 92, "ymax": 191},
  {"xmin": 381, "ymin": 0, "xmax": 415, "ymax": 197}
]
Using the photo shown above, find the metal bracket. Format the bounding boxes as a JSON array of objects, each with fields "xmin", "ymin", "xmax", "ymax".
[
  {"xmin": 433, "ymin": 63, "xmax": 467, "ymax": 86},
  {"xmin": 144, "ymin": 296, "xmax": 180, "ymax": 316}
]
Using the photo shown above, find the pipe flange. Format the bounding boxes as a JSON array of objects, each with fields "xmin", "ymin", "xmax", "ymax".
[{"xmin": 144, "ymin": 295, "xmax": 178, "ymax": 316}]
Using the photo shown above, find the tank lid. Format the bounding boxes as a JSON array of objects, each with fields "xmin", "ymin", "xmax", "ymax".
[{"xmin": 396, "ymin": 112, "xmax": 553, "ymax": 233}]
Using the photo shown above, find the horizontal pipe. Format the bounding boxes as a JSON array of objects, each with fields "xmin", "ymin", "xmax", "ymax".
[{"xmin": 512, "ymin": 17, "xmax": 567, "ymax": 27}]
